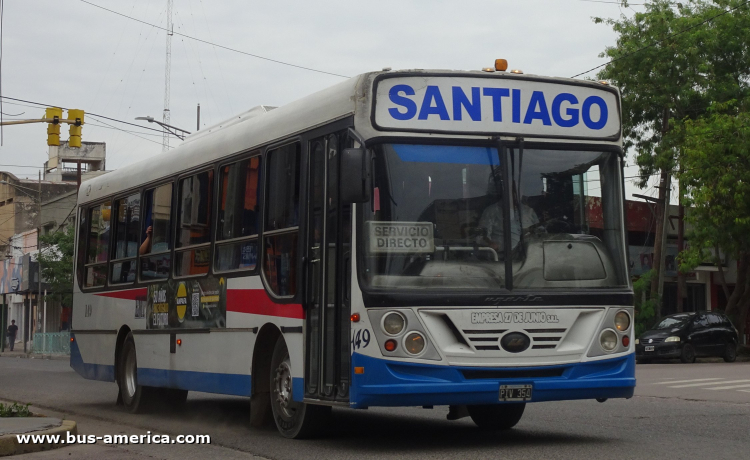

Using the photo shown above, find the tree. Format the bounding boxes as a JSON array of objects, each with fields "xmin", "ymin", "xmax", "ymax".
[{"xmin": 37, "ymin": 224, "xmax": 75, "ymax": 308}]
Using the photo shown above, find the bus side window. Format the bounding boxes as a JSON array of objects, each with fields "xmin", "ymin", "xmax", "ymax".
[
  {"xmin": 215, "ymin": 154, "xmax": 262, "ymax": 273},
  {"xmin": 175, "ymin": 170, "xmax": 213, "ymax": 277},
  {"xmin": 75, "ymin": 208, "xmax": 87, "ymax": 289},
  {"xmin": 263, "ymin": 143, "xmax": 300, "ymax": 297},
  {"xmin": 140, "ymin": 183, "xmax": 173, "ymax": 281},
  {"xmin": 110, "ymin": 193, "xmax": 140, "ymax": 284},
  {"xmin": 83, "ymin": 201, "xmax": 111, "ymax": 288}
]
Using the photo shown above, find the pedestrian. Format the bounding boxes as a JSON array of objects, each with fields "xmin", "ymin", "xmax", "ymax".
[{"xmin": 7, "ymin": 319, "xmax": 18, "ymax": 351}]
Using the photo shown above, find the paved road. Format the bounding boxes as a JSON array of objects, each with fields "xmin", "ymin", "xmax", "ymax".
[{"xmin": 1, "ymin": 356, "xmax": 749, "ymax": 459}]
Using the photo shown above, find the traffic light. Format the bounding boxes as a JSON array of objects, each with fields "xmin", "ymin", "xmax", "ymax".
[
  {"xmin": 45, "ymin": 107, "xmax": 62, "ymax": 146},
  {"xmin": 67, "ymin": 109, "xmax": 84, "ymax": 148}
]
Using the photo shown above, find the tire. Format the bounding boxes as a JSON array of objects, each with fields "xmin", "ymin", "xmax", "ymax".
[
  {"xmin": 467, "ymin": 403, "xmax": 525, "ymax": 430},
  {"xmin": 270, "ymin": 337, "xmax": 330, "ymax": 439},
  {"xmin": 680, "ymin": 343, "xmax": 696, "ymax": 364},
  {"xmin": 117, "ymin": 333, "xmax": 154, "ymax": 413},
  {"xmin": 723, "ymin": 343, "xmax": 737, "ymax": 363}
]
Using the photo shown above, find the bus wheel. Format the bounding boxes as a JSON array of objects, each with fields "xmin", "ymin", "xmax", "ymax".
[
  {"xmin": 117, "ymin": 333, "xmax": 151, "ymax": 413},
  {"xmin": 467, "ymin": 403, "xmax": 525, "ymax": 430},
  {"xmin": 270, "ymin": 337, "xmax": 330, "ymax": 439}
]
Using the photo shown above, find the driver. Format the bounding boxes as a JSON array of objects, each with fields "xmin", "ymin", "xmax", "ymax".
[{"xmin": 477, "ymin": 170, "xmax": 539, "ymax": 253}]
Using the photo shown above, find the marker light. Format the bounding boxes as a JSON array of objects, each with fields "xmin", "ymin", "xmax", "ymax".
[
  {"xmin": 354, "ymin": 367, "xmax": 365, "ymax": 374},
  {"xmin": 622, "ymin": 336, "xmax": 630, "ymax": 347},
  {"xmin": 176, "ymin": 339, "xmax": 182, "ymax": 346},
  {"xmin": 350, "ymin": 313, "xmax": 360, "ymax": 323},
  {"xmin": 70, "ymin": 337, "xmax": 74, "ymax": 343},
  {"xmin": 615, "ymin": 311, "xmax": 631, "ymax": 331},
  {"xmin": 384, "ymin": 339, "xmax": 398, "ymax": 352},
  {"xmin": 482, "ymin": 67, "xmax": 495, "ymax": 72},
  {"xmin": 404, "ymin": 333, "xmax": 426, "ymax": 355},
  {"xmin": 600, "ymin": 329, "xmax": 618, "ymax": 352},
  {"xmin": 599, "ymin": 80, "xmax": 610, "ymax": 85},
  {"xmin": 510, "ymin": 69, "xmax": 524, "ymax": 74},
  {"xmin": 495, "ymin": 59, "xmax": 508, "ymax": 71},
  {"xmin": 383, "ymin": 312, "xmax": 405, "ymax": 335}
]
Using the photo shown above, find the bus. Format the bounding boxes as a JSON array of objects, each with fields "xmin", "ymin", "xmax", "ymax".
[{"xmin": 71, "ymin": 63, "xmax": 635, "ymax": 438}]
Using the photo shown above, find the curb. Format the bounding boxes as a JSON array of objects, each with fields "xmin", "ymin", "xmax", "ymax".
[
  {"xmin": 0, "ymin": 420, "xmax": 77, "ymax": 457},
  {"xmin": 0, "ymin": 353, "xmax": 69, "ymax": 361}
]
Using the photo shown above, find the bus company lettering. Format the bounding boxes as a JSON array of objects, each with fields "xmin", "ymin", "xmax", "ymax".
[
  {"xmin": 368, "ymin": 221, "xmax": 434, "ymax": 254},
  {"xmin": 387, "ymin": 85, "xmax": 608, "ymax": 130},
  {"xmin": 471, "ymin": 311, "xmax": 560, "ymax": 324}
]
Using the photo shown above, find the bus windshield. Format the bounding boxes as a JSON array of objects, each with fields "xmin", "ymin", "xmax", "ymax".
[{"xmin": 362, "ymin": 143, "xmax": 628, "ymax": 291}]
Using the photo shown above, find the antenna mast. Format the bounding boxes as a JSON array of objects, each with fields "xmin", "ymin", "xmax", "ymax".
[{"xmin": 162, "ymin": 0, "xmax": 173, "ymax": 152}]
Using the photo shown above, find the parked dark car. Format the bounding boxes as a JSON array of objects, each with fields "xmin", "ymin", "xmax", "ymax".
[{"xmin": 636, "ymin": 312, "xmax": 739, "ymax": 364}]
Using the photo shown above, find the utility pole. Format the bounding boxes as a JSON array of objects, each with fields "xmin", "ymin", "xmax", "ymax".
[
  {"xmin": 650, "ymin": 171, "xmax": 671, "ymax": 320},
  {"xmin": 162, "ymin": 0, "xmax": 174, "ymax": 152},
  {"xmin": 37, "ymin": 171, "xmax": 42, "ymax": 349}
]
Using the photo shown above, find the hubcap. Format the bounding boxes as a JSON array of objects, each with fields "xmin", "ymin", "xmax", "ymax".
[
  {"xmin": 124, "ymin": 349, "xmax": 137, "ymax": 399},
  {"xmin": 273, "ymin": 357, "xmax": 295, "ymax": 419}
]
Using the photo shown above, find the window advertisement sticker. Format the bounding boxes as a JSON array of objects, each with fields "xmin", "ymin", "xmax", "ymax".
[{"xmin": 367, "ymin": 221, "xmax": 434, "ymax": 253}]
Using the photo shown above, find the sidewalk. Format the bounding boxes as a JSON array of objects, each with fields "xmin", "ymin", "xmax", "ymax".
[
  {"xmin": 0, "ymin": 350, "xmax": 69, "ymax": 361},
  {"xmin": 0, "ymin": 409, "xmax": 77, "ymax": 456}
]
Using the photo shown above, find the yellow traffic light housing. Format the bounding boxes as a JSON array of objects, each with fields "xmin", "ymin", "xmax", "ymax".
[
  {"xmin": 67, "ymin": 109, "xmax": 85, "ymax": 148},
  {"xmin": 45, "ymin": 107, "xmax": 62, "ymax": 146}
]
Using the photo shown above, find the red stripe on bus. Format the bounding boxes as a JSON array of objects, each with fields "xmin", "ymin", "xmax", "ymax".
[
  {"xmin": 227, "ymin": 289, "xmax": 304, "ymax": 319},
  {"xmin": 95, "ymin": 288, "xmax": 148, "ymax": 300}
]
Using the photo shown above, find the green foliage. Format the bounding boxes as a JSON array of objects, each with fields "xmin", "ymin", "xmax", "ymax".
[
  {"xmin": 38, "ymin": 224, "xmax": 75, "ymax": 308},
  {"xmin": 633, "ymin": 269, "xmax": 659, "ymax": 337},
  {"xmin": 0, "ymin": 402, "xmax": 32, "ymax": 417}
]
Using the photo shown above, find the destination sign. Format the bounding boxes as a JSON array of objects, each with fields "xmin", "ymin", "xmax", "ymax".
[
  {"xmin": 368, "ymin": 221, "xmax": 434, "ymax": 254},
  {"xmin": 373, "ymin": 76, "xmax": 620, "ymax": 139}
]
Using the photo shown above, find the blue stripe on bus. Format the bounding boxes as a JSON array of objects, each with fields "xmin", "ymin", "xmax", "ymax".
[
  {"xmin": 349, "ymin": 352, "xmax": 635, "ymax": 409},
  {"xmin": 69, "ymin": 334, "xmax": 116, "ymax": 382},
  {"xmin": 393, "ymin": 144, "xmax": 500, "ymax": 165},
  {"xmin": 137, "ymin": 368, "xmax": 252, "ymax": 397}
]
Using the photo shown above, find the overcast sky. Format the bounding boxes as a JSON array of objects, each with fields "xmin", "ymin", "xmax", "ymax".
[{"xmin": 0, "ymin": 0, "xmax": 661, "ymax": 198}]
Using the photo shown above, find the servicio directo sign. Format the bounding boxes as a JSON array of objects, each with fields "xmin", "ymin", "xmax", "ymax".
[{"xmin": 372, "ymin": 75, "xmax": 620, "ymax": 140}]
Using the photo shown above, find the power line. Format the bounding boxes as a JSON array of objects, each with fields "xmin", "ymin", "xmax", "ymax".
[
  {"xmin": 571, "ymin": 0, "xmax": 750, "ymax": 78},
  {"xmin": 79, "ymin": 0, "xmax": 349, "ymax": 79}
]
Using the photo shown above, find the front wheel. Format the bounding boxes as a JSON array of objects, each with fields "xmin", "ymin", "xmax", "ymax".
[
  {"xmin": 680, "ymin": 343, "xmax": 696, "ymax": 364},
  {"xmin": 723, "ymin": 343, "xmax": 737, "ymax": 363},
  {"xmin": 467, "ymin": 403, "xmax": 525, "ymax": 430},
  {"xmin": 270, "ymin": 337, "xmax": 330, "ymax": 439}
]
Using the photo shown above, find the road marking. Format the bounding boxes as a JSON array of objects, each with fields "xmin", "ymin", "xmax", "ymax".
[
  {"xmin": 739, "ymin": 390, "xmax": 750, "ymax": 393},
  {"xmin": 670, "ymin": 379, "xmax": 750, "ymax": 388},
  {"xmin": 704, "ymin": 383, "xmax": 750, "ymax": 390},
  {"xmin": 653, "ymin": 378, "xmax": 722, "ymax": 385}
]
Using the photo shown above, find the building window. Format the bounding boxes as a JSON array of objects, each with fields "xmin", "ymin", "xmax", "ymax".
[
  {"xmin": 175, "ymin": 171, "xmax": 213, "ymax": 277},
  {"xmin": 140, "ymin": 183, "xmax": 173, "ymax": 281},
  {"xmin": 215, "ymin": 155, "xmax": 261, "ymax": 272},
  {"xmin": 263, "ymin": 143, "xmax": 300, "ymax": 297}
]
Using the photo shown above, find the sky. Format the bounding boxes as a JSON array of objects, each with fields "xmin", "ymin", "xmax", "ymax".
[{"xmin": 0, "ymin": 0, "xmax": 662, "ymax": 199}]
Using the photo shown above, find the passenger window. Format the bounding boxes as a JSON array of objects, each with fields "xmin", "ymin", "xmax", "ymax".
[
  {"xmin": 84, "ymin": 201, "xmax": 111, "ymax": 288},
  {"xmin": 140, "ymin": 183, "xmax": 173, "ymax": 281},
  {"xmin": 215, "ymin": 155, "xmax": 262, "ymax": 272},
  {"xmin": 264, "ymin": 143, "xmax": 300, "ymax": 296},
  {"xmin": 76, "ymin": 209, "xmax": 87, "ymax": 289},
  {"xmin": 110, "ymin": 194, "xmax": 140, "ymax": 284},
  {"xmin": 175, "ymin": 171, "xmax": 213, "ymax": 277}
]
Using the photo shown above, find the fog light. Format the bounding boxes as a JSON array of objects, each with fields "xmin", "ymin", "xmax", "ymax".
[
  {"xmin": 600, "ymin": 329, "xmax": 618, "ymax": 352},
  {"xmin": 404, "ymin": 332, "xmax": 426, "ymax": 355},
  {"xmin": 383, "ymin": 312, "xmax": 405, "ymax": 335},
  {"xmin": 384, "ymin": 339, "xmax": 398, "ymax": 352},
  {"xmin": 615, "ymin": 311, "xmax": 630, "ymax": 331}
]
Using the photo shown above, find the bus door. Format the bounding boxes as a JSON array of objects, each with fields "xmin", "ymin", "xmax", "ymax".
[{"xmin": 305, "ymin": 131, "xmax": 352, "ymax": 402}]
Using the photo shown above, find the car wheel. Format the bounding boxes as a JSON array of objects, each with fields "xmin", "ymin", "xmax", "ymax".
[
  {"xmin": 723, "ymin": 342, "xmax": 737, "ymax": 363},
  {"xmin": 680, "ymin": 343, "xmax": 696, "ymax": 364},
  {"xmin": 467, "ymin": 403, "xmax": 525, "ymax": 430},
  {"xmin": 117, "ymin": 333, "xmax": 155, "ymax": 413},
  {"xmin": 269, "ymin": 337, "xmax": 330, "ymax": 439}
]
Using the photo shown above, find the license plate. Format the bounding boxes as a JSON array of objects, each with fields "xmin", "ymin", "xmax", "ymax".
[
  {"xmin": 645, "ymin": 346, "xmax": 654, "ymax": 352},
  {"xmin": 499, "ymin": 384, "xmax": 532, "ymax": 402}
]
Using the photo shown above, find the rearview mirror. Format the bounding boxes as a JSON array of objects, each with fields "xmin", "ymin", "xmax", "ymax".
[{"xmin": 340, "ymin": 148, "xmax": 372, "ymax": 203}]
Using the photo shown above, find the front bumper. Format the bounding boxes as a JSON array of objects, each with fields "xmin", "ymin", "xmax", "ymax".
[
  {"xmin": 635, "ymin": 342, "xmax": 682, "ymax": 359},
  {"xmin": 350, "ymin": 353, "xmax": 635, "ymax": 408}
]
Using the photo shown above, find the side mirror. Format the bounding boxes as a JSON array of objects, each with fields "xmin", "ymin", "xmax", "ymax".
[{"xmin": 340, "ymin": 148, "xmax": 372, "ymax": 203}]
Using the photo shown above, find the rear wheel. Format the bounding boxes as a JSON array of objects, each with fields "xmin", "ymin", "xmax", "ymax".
[
  {"xmin": 117, "ymin": 333, "xmax": 154, "ymax": 413},
  {"xmin": 467, "ymin": 403, "xmax": 525, "ymax": 430},
  {"xmin": 680, "ymin": 343, "xmax": 696, "ymax": 363},
  {"xmin": 723, "ymin": 342, "xmax": 737, "ymax": 363},
  {"xmin": 270, "ymin": 337, "xmax": 330, "ymax": 439}
]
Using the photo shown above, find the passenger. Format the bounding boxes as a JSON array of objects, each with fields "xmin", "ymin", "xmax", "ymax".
[{"xmin": 139, "ymin": 225, "xmax": 152, "ymax": 255}]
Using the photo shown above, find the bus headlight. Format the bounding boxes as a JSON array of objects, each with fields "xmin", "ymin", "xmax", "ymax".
[
  {"xmin": 600, "ymin": 329, "xmax": 618, "ymax": 352},
  {"xmin": 615, "ymin": 311, "xmax": 630, "ymax": 331},
  {"xmin": 382, "ymin": 312, "xmax": 405, "ymax": 336},
  {"xmin": 404, "ymin": 332, "xmax": 426, "ymax": 355}
]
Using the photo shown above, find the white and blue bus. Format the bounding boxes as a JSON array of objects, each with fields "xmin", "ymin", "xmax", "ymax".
[{"xmin": 71, "ymin": 64, "xmax": 635, "ymax": 438}]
